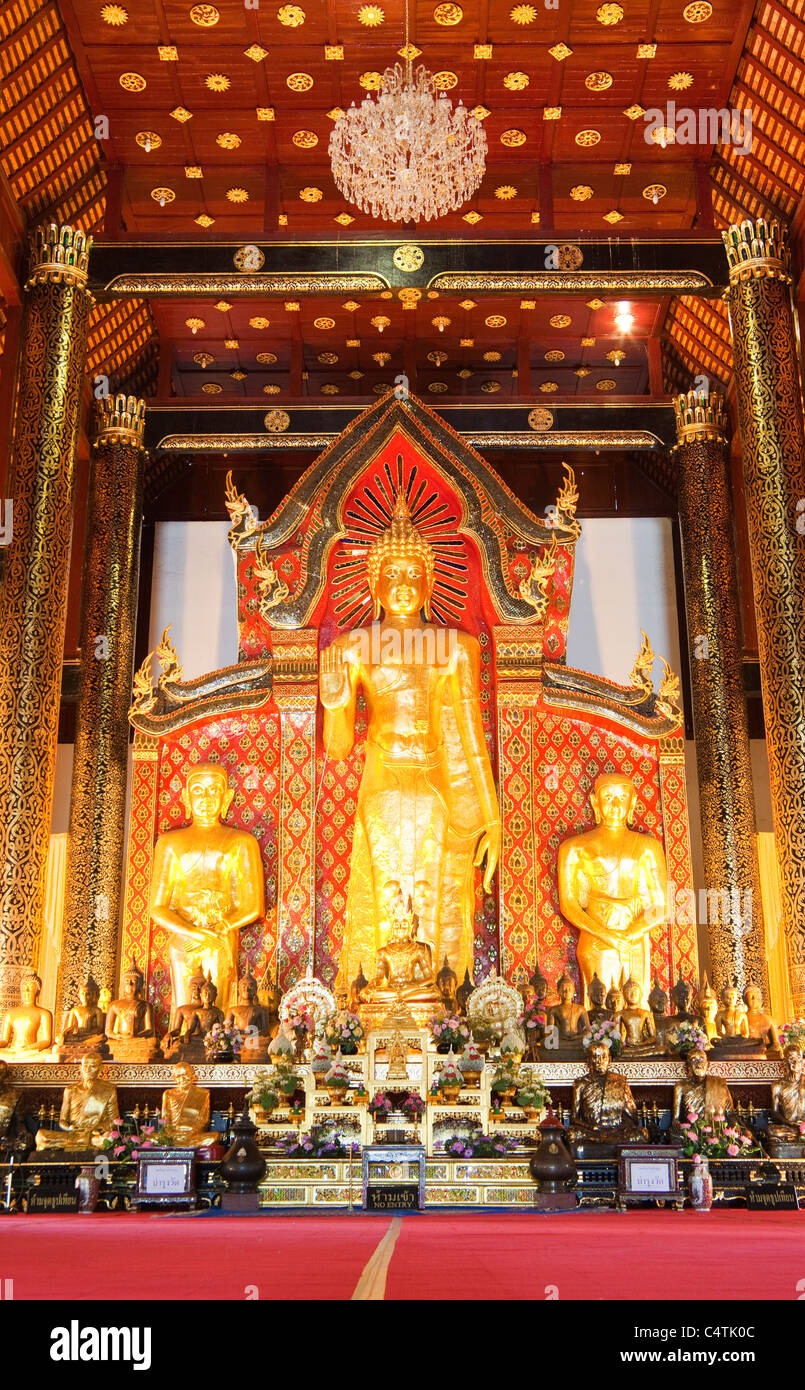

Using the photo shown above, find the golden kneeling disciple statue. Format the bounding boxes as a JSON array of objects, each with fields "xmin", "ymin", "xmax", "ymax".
[
  {"xmin": 321, "ymin": 491, "xmax": 500, "ymax": 989},
  {"xmin": 0, "ymin": 970, "xmax": 53, "ymax": 1058},
  {"xmin": 35, "ymin": 1053, "xmax": 119, "ymax": 1152},
  {"xmin": 558, "ymin": 772, "xmax": 668, "ymax": 1008},
  {"xmin": 161, "ymin": 1062, "xmax": 218, "ymax": 1149},
  {"xmin": 149, "ymin": 762, "xmax": 265, "ymax": 1013}
]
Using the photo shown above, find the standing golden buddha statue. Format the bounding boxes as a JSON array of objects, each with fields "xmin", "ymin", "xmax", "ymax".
[
  {"xmin": 558, "ymin": 772, "xmax": 668, "ymax": 1007},
  {"xmin": 149, "ymin": 762, "xmax": 265, "ymax": 1013},
  {"xmin": 320, "ymin": 490, "xmax": 500, "ymax": 989}
]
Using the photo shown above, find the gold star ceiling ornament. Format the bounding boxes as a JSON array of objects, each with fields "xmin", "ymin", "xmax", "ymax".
[{"xmin": 101, "ymin": 4, "xmax": 128, "ymax": 23}]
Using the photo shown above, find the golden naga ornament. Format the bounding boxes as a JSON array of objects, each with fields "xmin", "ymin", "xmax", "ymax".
[{"xmin": 320, "ymin": 488, "xmax": 500, "ymax": 990}]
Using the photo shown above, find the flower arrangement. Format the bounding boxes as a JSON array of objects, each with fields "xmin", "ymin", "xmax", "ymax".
[
  {"xmin": 248, "ymin": 1072, "xmax": 280, "ymax": 1112},
  {"xmin": 324, "ymin": 1010, "xmax": 365, "ymax": 1055},
  {"xmin": 518, "ymin": 998, "xmax": 548, "ymax": 1034},
  {"xmin": 311, "ymin": 1037, "xmax": 332, "ymax": 1074},
  {"xmin": 205, "ymin": 1020, "xmax": 243, "ymax": 1058},
  {"xmin": 428, "ymin": 1013, "xmax": 471, "ymax": 1051},
  {"xmin": 677, "ymin": 1112, "xmax": 761, "ymax": 1160},
  {"xmin": 268, "ymin": 1029, "xmax": 295, "ymax": 1063},
  {"xmin": 779, "ymin": 1018, "xmax": 805, "ymax": 1050},
  {"xmin": 368, "ymin": 1090, "xmax": 394, "ymax": 1119},
  {"xmin": 582, "ymin": 1017, "xmax": 623, "ymax": 1057},
  {"xmin": 324, "ymin": 1055, "xmax": 350, "ymax": 1091},
  {"xmin": 490, "ymin": 1060, "xmax": 520, "ymax": 1094},
  {"xmin": 665, "ymin": 1020, "xmax": 710, "ymax": 1056},
  {"xmin": 458, "ymin": 1040, "xmax": 484, "ymax": 1074},
  {"xmin": 101, "ymin": 1124, "xmax": 162, "ymax": 1163},
  {"xmin": 277, "ymin": 1124, "xmax": 350, "ymax": 1159},
  {"xmin": 444, "ymin": 1131, "xmax": 518, "ymax": 1159},
  {"xmin": 516, "ymin": 1078, "xmax": 551, "ymax": 1113},
  {"xmin": 437, "ymin": 1053, "xmax": 465, "ymax": 1090},
  {"xmin": 274, "ymin": 1069, "xmax": 302, "ymax": 1102},
  {"xmin": 400, "ymin": 1092, "xmax": 426, "ymax": 1122}
]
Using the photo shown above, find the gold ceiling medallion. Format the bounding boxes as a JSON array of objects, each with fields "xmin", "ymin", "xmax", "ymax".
[
  {"xmin": 596, "ymin": 3, "xmax": 624, "ymax": 22},
  {"xmin": 202, "ymin": 382, "xmax": 222, "ymax": 394},
  {"xmin": 485, "ymin": 314, "xmax": 507, "ymax": 327},
  {"xmin": 540, "ymin": 381, "xmax": 558, "ymax": 392},
  {"xmin": 278, "ymin": 4, "xmax": 306, "ymax": 24},
  {"xmin": 495, "ymin": 185, "xmax": 517, "ymax": 200},
  {"xmin": 318, "ymin": 352, "xmax": 339, "ymax": 364},
  {"xmin": 119, "ymin": 72, "xmax": 146, "ymax": 91},
  {"xmin": 299, "ymin": 187, "xmax": 323, "ymax": 201},
  {"xmin": 193, "ymin": 351, "xmax": 214, "ymax": 367},
  {"xmin": 293, "ymin": 130, "xmax": 318, "ymax": 148},
  {"xmin": 321, "ymin": 383, "xmax": 339, "ymax": 394},
  {"xmin": 548, "ymin": 43, "xmax": 573, "ymax": 60},
  {"xmin": 150, "ymin": 187, "xmax": 175, "ymax": 206},
  {"xmin": 205, "ymin": 74, "xmax": 230, "ymax": 92},
  {"xmin": 217, "ymin": 132, "xmax": 241, "ymax": 149},
  {"xmin": 575, "ymin": 366, "xmax": 591, "ymax": 377},
  {"xmin": 484, "ymin": 350, "xmax": 502, "ymax": 361},
  {"xmin": 683, "ymin": 1, "xmax": 712, "ymax": 20},
  {"xmin": 428, "ymin": 349, "xmax": 447, "ymax": 364},
  {"xmin": 636, "ymin": 44, "xmax": 657, "ymax": 58},
  {"xmin": 596, "ymin": 378, "xmax": 617, "ymax": 390},
  {"xmin": 428, "ymin": 381, "xmax": 448, "ymax": 392},
  {"xmin": 398, "ymin": 287, "xmax": 422, "ymax": 306},
  {"xmin": 185, "ymin": 317, "xmax": 205, "ymax": 334},
  {"xmin": 256, "ymin": 352, "xmax": 278, "ymax": 365},
  {"xmin": 643, "ymin": 184, "xmax": 667, "ymax": 203},
  {"xmin": 314, "ymin": 317, "xmax": 336, "ymax": 329},
  {"xmin": 606, "ymin": 349, "xmax": 626, "ymax": 364},
  {"xmin": 249, "ymin": 316, "xmax": 270, "ymax": 329},
  {"xmin": 230, "ymin": 370, "xmax": 246, "ymax": 381},
  {"xmin": 570, "ymin": 185, "xmax": 593, "ymax": 201},
  {"xmin": 623, "ymin": 104, "xmax": 646, "ymax": 119},
  {"xmin": 481, "ymin": 380, "xmax": 501, "ymax": 392},
  {"xmin": 190, "ymin": 3, "xmax": 219, "ymax": 24},
  {"xmin": 585, "ymin": 71, "xmax": 613, "ymax": 91},
  {"xmin": 528, "ymin": 408, "xmax": 554, "ymax": 431},
  {"xmin": 463, "ymin": 211, "xmax": 483, "ymax": 224},
  {"xmin": 264, "ymin": 410, "xmax": 291, "ymax": 432},
  {"xmin": 135, "ymin": 131, "xmax": 161, "ymax": 151},
  {"xmin": 398, "ymin": 43, "xmax": 422, "ymax": 59},
  {"xmin": 500, "ymin": 129, "xmax": 527, "ymax": 146},
  {"xmin": 503, "ymin": 71, "xmax": 530, "ymax": 90},
  {"xmin": 614, "ymin": 162, "xmax": 631, "ymax": 175},
  {"xmin": 360, "ymin": 71, "xmax": 384, "ymax": 89},
  {"xmin": 549, "ymin": 313, "xmax": 571, "ymax": 327},
  {"xmin": 101, "ymin": 4, "xmax": 128, "ymax": 23},
  {"xmin": 334, "ymin": 213, "xmax": 354, "ymax": 225},
  {"xmin": 287, "ymin": 73, "xmax": 314, "ymax": 91},
  {"xmin": 434, "ymin": 3, "xmax": 463, "ymax": 22},
  {"xmin": 358, "ymin": 4, "xmax": 385, "ymax": 23},
  {"xmin": 393, "ymin": 244, "xmax": 424, "ymax": 272},
  {"xmin": 604, "ymin": 209, "xmax": 624, "ymax": 223},
  {"xmin": 244, "ymin": 43, "xmax": 268, "ymax": 62},
  {"xmin": 668, "ymin": 72, "xmax": 694, "ymax": 90},
  {"xmin": 171, "ymin": 106, "xmax": 193, "ymax": 122},
  {"xmin": 234, "ymin": 245, "xmax": 265, "ymax": 271},
  {"xmin": 575, "ymin": 129, "xmax": 601, "ymax": 146},
  {"xmin": 556, "ymin": 244, "xmax": 584, "ymax": 269},
  {"xmin": 226, "ymin": 188, "xmax": 249, "ymax": 203},
  {"xmin": 545, "ymin": 349, "xmax": 565, "ymax": 362},
  {"xmin": 543, "ymin": 107, "xmax": 562, "ymax": 121},
  {"xmin": 263, "ymin": 384, "xmax": 281, "ymax": 394},
  {"xmin": 651, "ymin": 127, "xmax": 676, "ymax": 146},
  {"xmin": 432, "ymin": 72, "xmax": 458, "ymax": 89},
  {"xmin": 372, "ymin": 351, "xmax": 391, "ymax": 365},
  {"xmin": 510, "ymin": 4, "xmax": 537, "ymax": 22}
]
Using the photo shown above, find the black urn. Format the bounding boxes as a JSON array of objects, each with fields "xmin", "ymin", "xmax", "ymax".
[
  {"xmin": 529, "ymin": 1113, "xmax": 577, "ymax": 1208},
  {"xmin": 220, "ymin": 1108, "xmax": 267, "ymax": 1195}
]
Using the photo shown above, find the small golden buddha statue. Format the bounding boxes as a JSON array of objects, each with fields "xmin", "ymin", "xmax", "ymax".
[
  {"xmin": 60, "ymin": 976, "xmax": 106, "ymax": 1046},
  {"xmin": 349, "ymin": 964, "xmax": 369, "ymax": 1013},
  {"xmin": 0, "ymin": 1060, "xmax": 29, "ymax": 1156},
  {"xmin": 586, "ymin": 972, "xmax": 609, "ymax": 1025},
  {"xmin": 568, "ymin": 1042, "xmax": 647, "ymax": 1154},
  {"xmin": 619, "ymin": 975, "xmax": 658, "ymax": 1054},
  {"xmin": 436, "ymin": 957, "xmax": 458, "ymax": 1013},
  {"xmin": 161, "ymin": 1062, "xmax": 217, "ymax": 1148},
  {"xmin": 767, "ymin": 1045, "xmax": 805, "ymax": 1150},
  {"xmin": 105, "ymin": 957, "xmax": 154, "ymax": 1039},
  {"xmin": 0, "ymin": 970, "xmax": 53, "ymax": 1057},
  {"xmin": 185, "ymin": 975, "xmax": 225, "ymax": 1042},
  {"xmin": 546, "ymin": 972, "xmax": 589, "ymax": 1051},
  {"xmin": 606, "ymin": 981, "xmax": 625, "ymax": 1022},
  {"xmin": 648, "ymin": 974, "xmax": 669, "ymax": 1028},
  {"xmin": 715, "ymin": 983, "xmax": 749, "ymax": 1039},
  {"xmin": 169, "ymin": 968, "xmax": 206, "ymax": 1036},
  {"xmin": 35, "ymin": 1053, "xmax": 119, "ymax": 1152},
  {"xmin": 666, "ymin": 972, "xmax": 698, "ymax": 1032},
  {"xmin": 558, "ymin": 772, "xmax": 668, "ymax": 1006},
  {"xmin": 742, "ymin": 985, "xmax": 780, "ymax": 1055},
  {"xmin": 364, "ymin": 884, "xmax": 440, "ymax": 1007},
  {"xmin": 671, "ymin": 1048, "xmax": 735, "ymax": 1132},
  {"xmin": 321, "ymin": 489, "xmax": 500, "ymax": 989},
  {"xmin": 150, "ymin": 761, "xmax": 265, "ymax": 1013},
  {"xmin": 226, "ymin": 968, "xmax": 270, "ymax": 1042},
  {"xmin": 455, "ymin": 969, "xmax": 474, "ymax": 1017}
]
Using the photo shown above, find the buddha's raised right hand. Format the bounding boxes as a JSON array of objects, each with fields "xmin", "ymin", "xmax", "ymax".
[{"xmin": 319, "ymin": 642, "xmax": 353, "ymax": 709}]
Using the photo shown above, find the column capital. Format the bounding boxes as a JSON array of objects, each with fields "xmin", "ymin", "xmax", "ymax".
[
  {"xmin": 93, "ymin": 393, "xmax": 147, "ymax": 450},
  {"xmin": 25, "ymin": 222, "xmax": 92, "ymax": 291},
  {"xmin": 672, "ymin": 390, "xmax": 727, "ymax": 447},
  {"xmin": 722, "ymin": 217, "xmax": 791, "ymax": 287}
]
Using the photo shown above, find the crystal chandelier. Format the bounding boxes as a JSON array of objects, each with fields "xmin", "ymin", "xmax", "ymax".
[{"xmin": 329, "ymin": 54, "xmax": 487, "ymax": 223}]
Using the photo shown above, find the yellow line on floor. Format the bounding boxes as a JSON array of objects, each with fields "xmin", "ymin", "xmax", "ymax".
[{"xmin": 350, "ymin": 1217, "xmax": 403, "ymax": 1301}]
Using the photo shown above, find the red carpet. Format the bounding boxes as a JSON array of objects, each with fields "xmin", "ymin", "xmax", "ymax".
[{"xmin": 1, "ymin": 1210, "xmax": 802, "ymax": 1300}]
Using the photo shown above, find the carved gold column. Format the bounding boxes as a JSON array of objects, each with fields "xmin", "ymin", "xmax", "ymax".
[
  {"xmin": 724, "ymin": 217, "xmax": 805, "ymax": 1013},
  {"xmin": 673, "ymin": 390, "xmax": 765, "ymax": 995},
  {"xmin": 57, "ymin": 395, "xmax": 147, "ymax": 1013},
  {"xmin": 0, "ymin": 225, "xmax": 93, "ymax": 1011}
]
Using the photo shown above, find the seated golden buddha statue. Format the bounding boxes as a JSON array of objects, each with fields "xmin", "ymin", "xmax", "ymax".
[
  {"xmin": 349, "ymin": 964, "xmax": 369, "ymax": 1013},
  {"xmin": 619, "ymin": 975, "xmax": 658, "ymax": 1055},
  {"xmin": 767, "ymin": 1044, "xmax": 805, "ymax": 1151},
  {"xmin": 436, "ymin": 957, "xmax": 459, "ymax": 1014},
  {"xmin": 648, "ymin": 975, "xmax": 670, "ymax": 1039},
  {"xmin": 743, "ymin": 985, "xmax": 780, "ymax": 1055},
  {"xmin": 586, "ymin": 972, "xmax": 609, "ymax": 1025},
  {"xmin": 161, "ymin": 1062, "xmax": 217, "ymax": 1149},
  {"xmin": 671, "ymin": 1048, "xmax": 738, "ymax": 1134},
  {"xmin": 184, "ymin": 976, "xmax": 225, "ymax": 1040},
  {"xmin": 105, "ymin": 957, "xmax": 154, "ymax": 1039},
  {"xmin": 568, "ymin": 1042, "xmax": 647, "ymax": 1155},
  {"xmin": 606, "ymin": 981, "xmax": 625, "ymax": 1023},
  {"xmin": 169, "ymin": 968, "xmax": 206, "ymax": 1036},
  {"xmin": 711, "ymin": 982, "xmax": 762, "ymax": 1057},
  {"xmin": 35, "ymin": 1053, "xmax": 119, "ymax": 1152},
  {"xmin": 667, "ymin": 971, "xmax": 698, "ymax": 1028},
  {"xmin": 320, "ymin": 489, "xmax": 500, "ymax": 992},
  {"xmin": 363, "ymin": 883, "xmax": 440, "ymax": 1008},
  {"xmin": 58, "ymin": 975, "xmax": 106, "ymax": 1058},
  {"xmin": 558, "ymin": 772, "xmax": 668, "ymax": 1007},
  {"xmin": 0, "ymin": 1059, "xmax": 30, "ymax": 1156},
  {"xmin": 0, "ymin": 970, "xmax": 53, "ymax": 1058},
  {"xmin": 545, "ymin": 972, "xmax": 589, "ymax": 1051},
  {"xmin": 226, "ymin": 968, "xmax": 271, "ymax": 1046},
  {"xmin": 150, "ymin": 761, "xmax": 265, "ymax": 1014}
]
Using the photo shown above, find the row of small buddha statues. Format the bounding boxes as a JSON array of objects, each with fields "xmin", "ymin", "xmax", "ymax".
[
  {"xmin": 515, "ymin": 962, "xmax": 781, "ymax": 1060},
  {"xmin": 0, "ymin": 960, "xmax": 282, "ymax": 1065}
]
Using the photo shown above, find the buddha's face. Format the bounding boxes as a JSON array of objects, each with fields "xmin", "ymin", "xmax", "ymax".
[
  {"xmin": 673, "ymin": 984, "xmax": 693, "ymax": 1013},
  {"xmin": 174, "ymin": 1063, "xmax": 193, "ymax": 1092},
  {"xmin": 624, "ymin": 983, "xmax": 640, "ymax": 1007},
  {"xmin": 607, "ymin": 990, "xmax": 624, "ymax": 1013},
  {"xmin": 186, "ymin": 770, "xmax": 227, "ymax": 828},
  {"xmin": 593, "ymin": 777, "xmax": 634, "ymax": 830},
  {"xmin": 558, "ymin": 979, "xmax": 574, "ymax": 1004},
  {"xmin": 20, "ymin": 978, "xmax": 39, "ymax": 1007},
  {"xmin": 589, "ymin": 981, "xmax": 606, "ymax": 1008},
  {"xmin": 722, "ymin": 987, "xmax": 739, "ymax": 1009},
  {"xmin": 80, "ymin": 1055, "xmax": 102, "ymax": 1085},
  {"xmin": 687, "ymin": 1049, "xmax": 708, "ymax": 1079},
  {"xmin": 123, "ymin": 977, "xmax": 139, "ymax": 1000},
  {"xmin": 744, "ymin": 987, "xmax": 761, "ymax": 1012},
  {"xmin": 238, "ymin": 980, "xmax": 256, "ymax": 1004},
  {"xmin": 200, "ymin": 984, "xmax": 216, "ymax": 1008},
  {"xmin": 376, "ymin": 555, "xmax": 429, "ymax": 617},
  {"xmin": 701, "ymin": 997, "xmax": 717, "ymax": 1020},
  {"xmin": 588, "ymin": 1043, "xmax": 610, "ymax": 1075},
  {"xmin": 785, "ymin": 1047, "xmax": 803, "ymax": 1080}
]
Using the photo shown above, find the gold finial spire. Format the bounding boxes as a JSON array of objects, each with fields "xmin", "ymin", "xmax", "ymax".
[{"xmin": 629, "ymin": 630, "xmax": 655, "ymax": 696}]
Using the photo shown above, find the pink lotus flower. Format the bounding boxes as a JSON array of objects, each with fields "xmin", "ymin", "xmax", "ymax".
[
  {"xmin": 113, "ymin": 1145, "xmax": 125, "ymax": 1157},
  {"xmin": 727, "ymin": 1143, "xmax": 739, "ymax": 1156},
  {"xmin": 686, "ymin": 1112, "xmax": 697, "ymax": 1123}
]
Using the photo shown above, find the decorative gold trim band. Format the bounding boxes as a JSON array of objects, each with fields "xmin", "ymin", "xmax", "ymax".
[
  {"xmin": 430, "ymin": 271, "xmax": 714, "ymax": 292},
  {"xmin": 672, "ymin": 389, "xmax": 727, "ymax": 446},
  {"xmin": 156, "ymin": 429, "xmax": 664, "ymax": 452},
  {"xmin": 102, "ymin": 273, "xmax": 387, "ymax": 295},
  {"xmin": 26, "ymin": 223, "xmax": 92, "ymax": 290},
  {"xmin": 723, "ymin": 218, "xmax": 791, "ymax": 285},
  {"xmin": 94, "ymin": 393, "xmax": 147, "ymax": 449}
]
